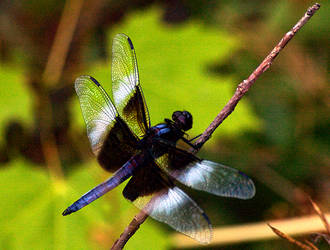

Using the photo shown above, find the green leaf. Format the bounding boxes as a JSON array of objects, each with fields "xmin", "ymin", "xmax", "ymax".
[
  {"xmin": 72, "ymin": 8, "xmax": 260, "ymax": 149},
  {"xmin": 0, "ymin": 160, "xmax": 168, "ymax": 249},
  {"xmin": 0, "ymin": 65, "xmax": 33, "ymax": 144}
]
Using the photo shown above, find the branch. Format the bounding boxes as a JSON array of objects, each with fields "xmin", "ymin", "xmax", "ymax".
[
  {"xmin": 110, "ymin": 3, "xmax": 321, "ymax": 249},
  {"xmin": 266, "ymin": 198, "xmax": 330, "ymax": 250},
  {"xmin": 42, "ymin": 0, "xmax": 84, "ymax": 86},
  {"xmin": 268, "ymin": 224, "xmax": 317, "ymax": 250},
  {"xmin": 40, "ymin": 0, "xmax": 84, "ymax": 180},
  {"xmin": 309, "ymin": 198, "xmax": 330, "ymax": 235},
  {"xmin": 194, "ymin": 2, "xmax": 320, "ymax": 149},
  {"xmin": 111, "ymin": 210, "xmax": 149, "ymax": 250}
]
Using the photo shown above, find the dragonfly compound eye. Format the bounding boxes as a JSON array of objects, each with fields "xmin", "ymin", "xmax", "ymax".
[{"xmin": 172, "ymin": 111, "xmax": 192, "ymax": 131}]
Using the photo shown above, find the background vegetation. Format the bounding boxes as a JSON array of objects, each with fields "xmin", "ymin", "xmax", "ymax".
[{"xmin": 0, "ymin": 0, "xmax": 328, "ymax": 249}]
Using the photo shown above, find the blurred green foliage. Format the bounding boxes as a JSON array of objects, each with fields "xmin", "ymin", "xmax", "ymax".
[
  {"xmin": 0, "ymin": 65, "xmax": 33, "ymax": 144},
  {"xmin": 0, "ymin": 160, "xmax": 168, "ymax": 249},
  {"xmin": 0, "ymin": 0, "xmax": 328, "ymax": 249},
  {"xmin": 73, "ymin": 8, "xmax": 260, "ymax": 143}
]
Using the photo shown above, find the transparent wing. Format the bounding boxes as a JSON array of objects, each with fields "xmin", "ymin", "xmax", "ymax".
[
  {"xmin": 122, "ymin": 161, "xmax": 212, "ymax": 244},
  {"xmin": 112, "ymin": 33, "xmax": 150, "ymax": 138},
  {"xmin": 75, "ymin": 75, "xmax": 139, "ymax": 171},
  {"xmin": 156, "ymin": 145, "xmax": 256, "ymax": 199}
]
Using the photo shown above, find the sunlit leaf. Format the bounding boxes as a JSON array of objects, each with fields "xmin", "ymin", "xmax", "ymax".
[
  {"xmin": 71, "ymin": 8, "xmax": 260, "ymax": 148},
  {"xmin": 0, "ymin": 160, "xmax": 168, "ymax": 249},
  {"xmin": 0, "ymin": 65, "xmax": 33, "ymax": 144}
]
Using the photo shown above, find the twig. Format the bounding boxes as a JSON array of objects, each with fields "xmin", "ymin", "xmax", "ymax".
[
  {"xmin": 266, "ymin": 199, "xmax": 330, "ymax": 249},
  {"xmin": 268, "ymin": 224, "xmax": 315, "ymax": 250},
  {"xmin": 40, "ymin": 0, "xmax": 83, "ymax": 180},
  {"xmin": 110, "ymin": 3, "xmax": 321, "ymax": 249},
  {"xmin": 309, "ymin": 198, "xmax": 330, "ymax": 234},
  {"xmin": 42, "ymin": 0, "xmax": 84, "ymax": 86},
  {"xmin": 304, "ymin": 240, "xmax": 319, "ymax": 250},
  {"xmin": 194, "ymin": 2, "xmax": 321, "ymax": 149},
  {"xmin": 111, "ymin": 210, "xmax": 149, "ymax": 250}
]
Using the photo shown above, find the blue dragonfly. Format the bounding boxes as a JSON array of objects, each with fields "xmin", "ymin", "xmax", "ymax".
[{"xmin": 63, "ymin": 33, "xmax": 255, "ymax": 243}]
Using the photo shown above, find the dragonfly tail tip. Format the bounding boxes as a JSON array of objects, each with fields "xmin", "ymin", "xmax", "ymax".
[{"xmin": 62, "ymin": 208, "xmax": 72, "ymax": 216}]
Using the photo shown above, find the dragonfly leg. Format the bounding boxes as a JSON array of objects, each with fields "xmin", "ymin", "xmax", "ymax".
[
  {"xmin": 181, "ymin": 136, "xmax": 199, "ymax": 150},
  {"xmin": 188, "ymin": 133, "xmax": 202, "ymax": 142}
]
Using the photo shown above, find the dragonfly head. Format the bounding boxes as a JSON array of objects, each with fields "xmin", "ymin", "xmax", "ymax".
[{"xmin": 172, "ymin": 111, "xmax": 192, "ymax": 131}]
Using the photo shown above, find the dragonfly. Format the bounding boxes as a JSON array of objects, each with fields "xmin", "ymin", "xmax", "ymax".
[{"xmin": 63, "ymin": 33, "xmax": 255, "ymax": 243}]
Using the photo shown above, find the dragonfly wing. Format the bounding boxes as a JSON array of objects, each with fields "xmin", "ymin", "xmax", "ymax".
[
  {"xmin": 112, "ymin": 33, "xmax": 150, "ymax": 138},
  {"xmin": 122, "ymin": 160, "xmax": 212, "ymax": 244},
  {"xmin": 75, "ymin": 75, "xmax": 139, "ymax": 171},
  {"xmin": 156, "ymin": 145, "xmax": 256, "ymax": 199}
]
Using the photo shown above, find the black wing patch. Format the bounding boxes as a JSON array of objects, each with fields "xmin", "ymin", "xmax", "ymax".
[
  {"xmin": 112, "ymin": 33, "xmax": 150, "ymax": 138},
  {"xmin": 97, "ymin": 117, "xmax": 139, "ymax": 172},
  {"xmin": 122, "ymin": 160, "xmax": 167, "ymax": 202},
  {"xmin": 122, "ymin": 160, "xmax": 212, "ymax": 244},
  {"xmin": 75, "ymin": 75, "xmax": 139, "ymax": 172}
]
